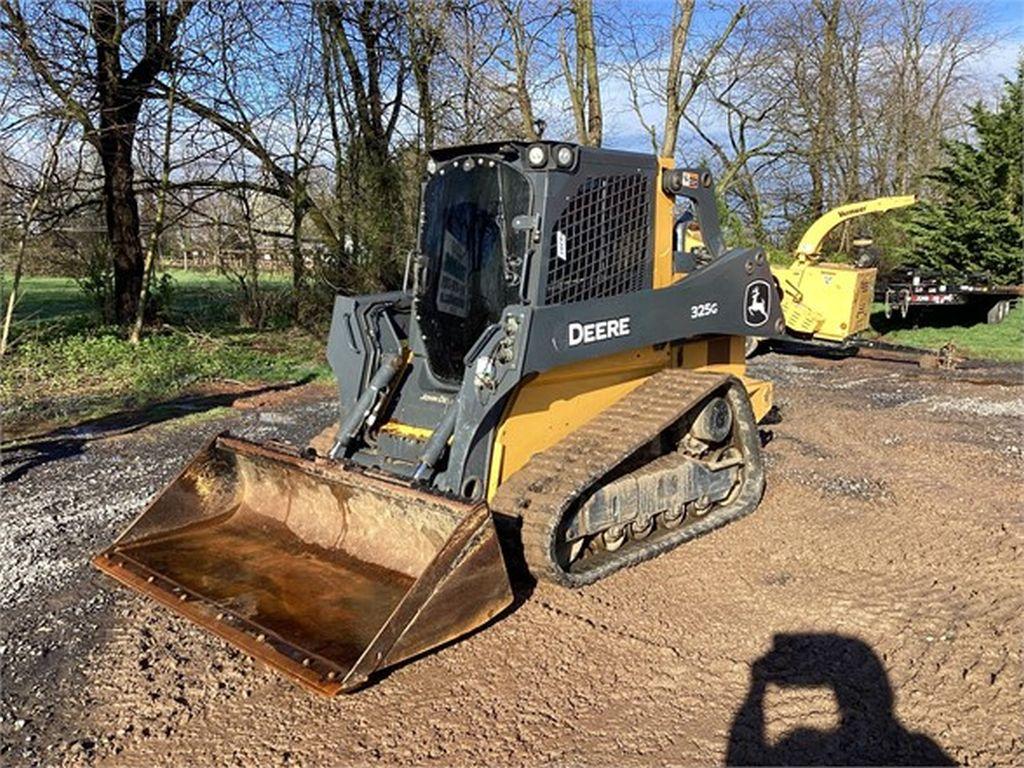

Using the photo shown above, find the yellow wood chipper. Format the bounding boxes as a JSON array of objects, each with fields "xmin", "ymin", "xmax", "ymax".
[{"xmin": 772, "ymin": 196, "xmax": 917, "ymax": 342}]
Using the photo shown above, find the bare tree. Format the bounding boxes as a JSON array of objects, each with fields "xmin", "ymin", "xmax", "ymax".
[
  {"xmin": 1, "ymin": 118, "xmax": 69, "ymax": 355},
  {"xmin": 407, "ymin": 0, "xmax": 450, "ymax": 152},
  {"xmin": 559, "ymin": 0, "xmax": 602, "ymax": 145},
  {"xmin": 662, "ymin": 1, "xmax": 746, "ymax": 158},
  {"xmin": 875, "ymin": 0, "xmax": 989, "ymax": 194},
  {"xmin": 0, "ymin": 0, "xmax": 196, "ymax": 324},
  {"xmin": 680, "ymin": 28, "xmax": 786, "ymax": 241},
  {"xmin": 129, "ymin": 63, "xmax": 178, "ymax": 344},
  {"xmin": 280, "ymin": 9, "xmax": 325, "ymax": 304},
  {"xmin": 664, "ymin": 0, "xmax": 989, "ymax": 248},
  {"xmin": 496, "ymin": 0, "xmax": 548, "ymax": 141},
  {"xmin": 618, "ymin": 0, "xmax": 746, "ymax": 158},
  {"xmin": 316, "ymin": 0, "xmax": 409, "ymax": 285},
  {"xmin": 168, "ymin": 6, "xmax": 341, "ymax": 253}
]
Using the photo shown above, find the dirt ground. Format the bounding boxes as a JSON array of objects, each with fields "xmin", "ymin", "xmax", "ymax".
[{"xmin": 1, "ymin": 352, "xmax": 1021, "ymax": 767}]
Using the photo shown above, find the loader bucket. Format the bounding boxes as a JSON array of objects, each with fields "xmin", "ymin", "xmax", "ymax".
[{"xmin": 93, "ymin": 434, "xmax": 512, "ymax": 694}]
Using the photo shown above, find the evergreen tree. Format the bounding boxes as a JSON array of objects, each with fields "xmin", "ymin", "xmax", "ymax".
[{"xmin": 899, "ymin": 60, "xmax": 1023, "ymax": 282}]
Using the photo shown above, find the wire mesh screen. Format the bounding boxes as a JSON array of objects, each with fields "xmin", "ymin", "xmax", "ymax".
[{"xmin": 544, "ymin": 173, "xmax": 652, "ymax": 305}]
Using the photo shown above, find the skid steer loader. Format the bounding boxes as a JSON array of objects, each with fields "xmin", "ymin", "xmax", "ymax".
[{"xmin": 94, "ymin": 141, "xmax": 783, "ymax": 694}]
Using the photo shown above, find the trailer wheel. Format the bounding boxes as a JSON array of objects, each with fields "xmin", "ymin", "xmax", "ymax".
[
  {"xmin": 987, "ymin": 299, "xmax": 1011, "ymax": 325},
  {"xmin": 898, "ymin": 289, "xmax": 911, "ymax": 319}
]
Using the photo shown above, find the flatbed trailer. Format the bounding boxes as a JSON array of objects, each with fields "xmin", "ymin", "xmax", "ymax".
[{"xmin": 877, "ymin": 270, "xmax": 1023, "ymax": 324}]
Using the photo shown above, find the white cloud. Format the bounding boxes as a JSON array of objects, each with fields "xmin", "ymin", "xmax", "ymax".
[{"xmin": 966, "ymin": 37, "xmax": 1023, "ymax": 82}]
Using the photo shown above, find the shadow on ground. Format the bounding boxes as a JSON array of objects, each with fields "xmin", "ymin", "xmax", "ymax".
[
  {"xmin": 365, "ymin": 512, "xmax": 537, "ymax": 689},
  {"xmin": 870, "ymin": 305, "xmax": 997, "ymax": 333},
  {"xmin": 1, "ymin": 376, "xmax": 314, "ymax": 484},
  {"xmin": 726, "ymin": 633, "xmax": 954, "ymax": 766}
]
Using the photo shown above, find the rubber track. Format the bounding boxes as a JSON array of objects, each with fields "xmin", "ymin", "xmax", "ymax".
[{"xmin": 491, "ymin": 369, "xmax": 764, "ymax": 587}]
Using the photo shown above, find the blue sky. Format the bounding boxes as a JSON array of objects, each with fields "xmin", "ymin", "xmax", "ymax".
[
  {"xmin": 984, "ymin": 0, "xmax": 1024, "ymax": 35},
  {"xmin": 592, "ymin": 0, "xmax": 1024, "ymax": 154},
  {"xmin": 974, "ymin": 0, "xmax": 1024, "ymax": 77}
]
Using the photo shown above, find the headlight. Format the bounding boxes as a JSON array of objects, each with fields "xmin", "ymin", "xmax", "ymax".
[
  {"xmin": 426, "ymin": 158, "xmax": 437, "ymax": 174},
  {"xmin": 555, "ymin": 145, "xmax": 574, "ymax": 167},
  {"xmin": 527, "ymin": 144, "xmax": 547, "ymax": 167}
]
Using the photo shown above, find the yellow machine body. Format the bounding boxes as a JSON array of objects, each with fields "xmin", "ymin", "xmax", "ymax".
[
  {"xmin": 773, "ymin": 260, "xmax": 876, "ymax": 341},
  {"xmin": 773, "ymin": 195, "xmax": 917, "ymax": 342},
  {"xmin": 487, "ymin": 336, "xmax": 772, "ymax": 501},
  {"xmin": 488, "ymin": 158, "xmax": 770, "ymax": 500}
]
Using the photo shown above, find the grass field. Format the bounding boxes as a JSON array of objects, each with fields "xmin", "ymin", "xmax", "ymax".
[
  {"xmin": 1, "ymin": 271, "xmax": 327, "ymax": 433},
  {"xmin": 870, "ymin": 303, "xmax": 1024, "ymax": 362},
  {"xmin": 9, "ymin": 270, "xmax": 292, "ymax": 330},
  {"xmin": 2, "ymin": 271, "xmax": 1020, "ymax": 434}
]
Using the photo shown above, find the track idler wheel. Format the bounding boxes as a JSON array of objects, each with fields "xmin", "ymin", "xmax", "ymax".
[
  {"xmin": 602, "ymin": 526, "xmax": 626, "ymax": 552},
  {"xmin": 630, "ymin": 515, "xmax": 655, "ymax": 539},
  {"xmin": 661, "ymin": 503, "xmax": 687, "ymax": 529}
]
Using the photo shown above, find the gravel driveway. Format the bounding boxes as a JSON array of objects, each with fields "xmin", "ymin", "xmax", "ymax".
[{"xmin": 1, "ymin": 354, "xmax": 1021, "ymax": 766}]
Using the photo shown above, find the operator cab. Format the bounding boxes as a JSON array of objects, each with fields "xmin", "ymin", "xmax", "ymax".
[{"xmin": 414, "ymin": 155, "xmax": 531, "ymax": 383}]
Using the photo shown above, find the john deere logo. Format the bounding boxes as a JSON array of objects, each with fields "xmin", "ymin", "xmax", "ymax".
[
  {"xmin": 744, "ymin": 280, "xmax": 770, "ymax": 327},
  {"xmin": 567, "ymin": 316, "xmax": 631, "ymax": 347}
]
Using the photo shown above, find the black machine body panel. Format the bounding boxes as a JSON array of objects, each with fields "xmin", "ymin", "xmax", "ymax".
[
  {"xmin": 325, "ymin": 291, "xmax": 408, "ymax": 417},
  {"xmin": 323, "ymin": 140, "xmax": 784, "ymax": 499}
]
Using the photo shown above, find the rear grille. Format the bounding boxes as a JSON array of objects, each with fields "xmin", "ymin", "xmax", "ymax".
[{"xmin": 544, "ymin": 173, "xmax": 651, "ymax": 305}]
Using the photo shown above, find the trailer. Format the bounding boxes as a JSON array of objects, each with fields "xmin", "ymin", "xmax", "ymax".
[{"xmin": 877, "ymin": 269, "xmax": 1023, "ymax": 324}]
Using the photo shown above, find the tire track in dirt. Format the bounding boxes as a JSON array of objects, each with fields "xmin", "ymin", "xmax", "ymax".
[{"xmin": 1, "ymin": 354, "xmax": 1021, "ymax": 766}]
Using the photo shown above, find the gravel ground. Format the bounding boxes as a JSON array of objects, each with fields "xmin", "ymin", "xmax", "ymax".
[{"xmin": 1, "ymin": 354, "xmax": 1021, "ymax": 766}]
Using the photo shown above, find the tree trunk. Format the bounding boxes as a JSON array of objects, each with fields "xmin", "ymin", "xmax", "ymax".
[
  {"xmin": 97, "ymin": 107, "xmax": 145, "ymax": 325},
  {"xmin": 2, "ymin": 0, "xmax": 193, "ymax": 325},
  {"xmin": 291, "ymin": 199, "xmax": 305, "ymax": 291},
  {"xmin": 808, "ymin": 0, "xmax": 840, "ymax": 216},
  {"xmin": 575, "ymin": 0, "xmax": 602, "ymax": 146},
  {"xmin": 0, "ymin": 229, "xmax": 28, "ymax": 357},
  {"xmin": 661, "ymin": 0, "xmax": 696, "ymax": 158},
  {"xmin": 1, "ymin": 119, "xmax": 69, "ymax": 356},
  {"xmin": 408, "ymin": 5, "xmax": 440, "ymax": 152},
  {"xmin": 130, "ymin": 78, "xmax": 177, "ymax": 344},
  {"xmin": 560, "ymin": 0, "xmax": 602, "ymax": 146},
  {"xmin": 559, "ymin": 27, "xmax": 587, "ymax": 144}
]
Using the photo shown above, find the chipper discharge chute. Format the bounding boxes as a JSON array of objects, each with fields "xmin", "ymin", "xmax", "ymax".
[{"xmin": 95, "ymin": 140, "xmax": 784, "ymax": 693}]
